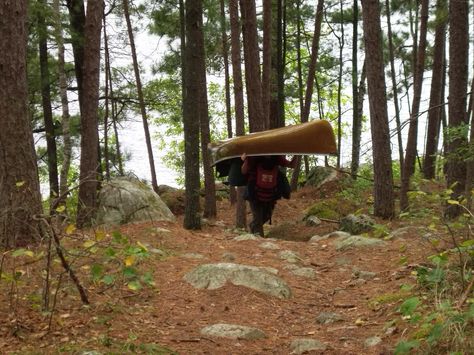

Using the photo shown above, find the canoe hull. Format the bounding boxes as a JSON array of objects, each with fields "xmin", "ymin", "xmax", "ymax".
[
  {"xmin": 209, "ymin": 120, "xmax": 337, "ymax": 181},
  {"xmin": 209, "ymin": 119, "xmax": 337, "ymax": 166}
]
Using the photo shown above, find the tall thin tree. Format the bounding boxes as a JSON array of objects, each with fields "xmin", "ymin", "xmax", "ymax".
[
  {"xmin": 361, "ymin": 0, "xmax": 395, "ymax": 218},
  {"xmin": 290, "ymin": 0, "xmax": 324, "ymax": 190},
  {"xmin": 76, "ymin": 0, "xmax": 104, "ymax": 227},
  {"xmin": 240, "ymin": 0, "xmax": 264, "ymax": 132},
  {"xmin": 0, "ymin": 0, "xmax": 43, "ymax": 246},
  {"xmin": 400, "ymin": 0, "xmax": 429, "ymax": 211},
  {"xmin": 423, "ymin": 0, "xmax": 447, "ymax": 180},
  {"xmin": 53, "ymin": 0, "xmax": 73, "ymax": 209},
  {"xmin": 446, "ymin": 0, "xmax": 469, "ymax": 218},
  {"xmin": 123, "ymin": 0, "xmax": 159, "ymax": 193},
  {"xmin": 38, "ymin": 0, "xmax": 59, "ymax": 205},
  {"xmin": 183, "ymin": 0, "xmax": 203, "ymax": 230},
  {"xmin": 230, "ymin": 0, "xmax": 247, "ymax": 229},
  {"xmin": 385, "ymin": 0, "xmax": 404, "ymax": 170}
]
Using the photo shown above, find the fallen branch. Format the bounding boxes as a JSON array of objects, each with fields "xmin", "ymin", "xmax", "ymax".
[{"xmin": 457, "ymin": 277, "xmax": 474, "ymax": 310}]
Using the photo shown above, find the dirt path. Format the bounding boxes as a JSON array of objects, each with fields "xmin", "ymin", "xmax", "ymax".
[{"xmin": 0, "ymin": 187, "xmax": 432, "ymax": 354}]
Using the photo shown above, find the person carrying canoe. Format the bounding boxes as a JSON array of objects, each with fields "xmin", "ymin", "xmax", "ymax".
[{"xmin": 241, "ymin": 153, "xmax": 297, "ymax": 236}]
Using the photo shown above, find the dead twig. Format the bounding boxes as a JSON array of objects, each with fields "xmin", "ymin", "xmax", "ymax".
[{"xmin": 457, "ymin": 277, "xmax": 474, "ymax": 310}]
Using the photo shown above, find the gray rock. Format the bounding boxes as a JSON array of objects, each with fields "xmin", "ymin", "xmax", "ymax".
[
  {"xmin": 259, "ymin": 242, "xmax": 280, "ymax": 250},
  {"xmin": 234, "ymin": 234, "xmax": 260, "ymax": 241},
  {"xmin": 95, "ymin": 178, "xmax": 175, "ymax": 226},
  {"xmin": 316, "ymin": 312, "xmax": 344, "ymax": 324},
  {"xmin": 182, "ymin": 253, "xmax": 205, "ymax": 259},
  {"xmin": 353, "ymin": 269, "xmax": 377, "ymax": 280},
  {"xmin": 365, "ymin": 336, "xmax": 382, "ymax": 347},
  {"xmin": 387, "ymin": 226, "xmax": 422, "ymax": 240},
  {"xmin": 150, "ymin": 248, "xmax": 168, "ymax": 257},
  {"xmin": 305, "ymin": 166, "xmax": 338, "ymax": 188},
  {"xmin": 279, "ymin": 250, "xmax": 302, "ymax": 263},
  {"xmin": 80, "ymin": 352, "xmax": 102, "ymax": 355},
  {"xmin": 309, "ymin": 235, "xmax": 324, "ymax": 242},
  {"xmin": 322, "ymin": 231, "xmax": 351, "ymax": 240},
  {"xmin": 200, "ymin": 323, "xmax": 266, "ymax": 340},
  {"xmin": 184, "ymin": 263, "xmax": 292, "ymax": 299},
  {"xmin": 305, "ymin": 215, "xmax": 322, "ymax": 227},
  {"xmin": 334, "ymin": 235, "xmax": 386, "ymax": 251},
  {"xmin": 284, "ymin": 265, "xmax": 316, "ymax": 279},
  {"xmin": 339, "ymin": 214, "xmax": 375, "ymax": 235},
  {"xmin": 290, "ymin": 339, "xmax": 327, "ymax": 354}
]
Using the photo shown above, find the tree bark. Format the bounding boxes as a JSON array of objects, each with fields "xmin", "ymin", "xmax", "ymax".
[
  {"xmin": 38, "ymin": 0, "xmax": 59, "ymax": 205},
  {"xmin": 123, "ymin": 0, "xmax": 159, "ymax": 194},
  {"xmin": 240, "ymin": 0, "xmax": 264, "ymax": 133},
  {"xmin": 262, "ymin": 0, "xmax": 272, "ymax": 130},
  {"xmin": 351, "ymin": 60, "xmax": 366, "ymax": 179},
  {"xmin": 423, "ymin": 0, "xmax": 447, "ymax": 180},
  {"xmin": 183, "ymin": 0, "xmax": 203, "ymax": 230},
  {"xmin": 0, "ymin": 0, "xmax": 43, "ymax": 247},
  {"xmin": 230, "ymin": 0, "xmax": 246, "ymax": 229},
  {"xmin": 76, "ymin": 0, "xmax": 104, "ymax": 228},
  {"xmin": 65, "ymin": 0, "xmax": 85, "ymax": 110},
  {"xmin": 361, "ymin": 0, "xmax": 395, "ymax": 218},
  {"xmin": 220, "ymin": 0, "xmax": 236, "ymax": 205},
  {"xmin": 400, "ymin": 0, "xmax": 429, "ymax": 211},
  {"xmin": 53, "ymin": 0, "xmax": 72, "ymax": 209},
  {"xmin": 195, "ymin": 7, "xmax": 216, "ymax": 218},
  {"xmin": 290, "ymin": 0, "xmax": 324, "ymax": 190},
  {"xmin": 385, "ymin": 0, "xmax": 404, "ymax": 170},
  {"xmin": 446, "ymin": 0, "xmax": 469, "ymax": 218}
]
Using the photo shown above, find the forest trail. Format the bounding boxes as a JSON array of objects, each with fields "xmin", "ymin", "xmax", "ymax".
[{"xmin": 1, "ymin": 185, "xmax": 435, "ymax": 354}]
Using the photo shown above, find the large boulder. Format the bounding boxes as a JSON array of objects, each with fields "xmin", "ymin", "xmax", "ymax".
[
  {"xmin": 95, "ymin": 178, "xmax": 175, "ymax": 226},
  {"xmin": 184, "ymin": 263, "xmax": 292, "ymax": 299},
  {"xmin": 339, "ymin": 214, "xmax": 375, "ymax": 235}
]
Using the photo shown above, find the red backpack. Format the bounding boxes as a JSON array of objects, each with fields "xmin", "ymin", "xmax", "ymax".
[{"xmin": 255, "ymin": 164, "xmax": 278, "ymax": 202}]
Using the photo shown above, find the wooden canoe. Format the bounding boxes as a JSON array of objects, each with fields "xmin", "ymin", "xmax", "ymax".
[
  {"xmin": 209, "ymin": 119, "xmax": 337, "ymax": 182},
  {"xmin": 209, "ymin": 119, "xmax": 337, "ymax": 166}
]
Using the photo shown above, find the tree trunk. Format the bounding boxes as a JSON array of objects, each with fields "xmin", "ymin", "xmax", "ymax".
[
  {"xmin": 446, "ymin": 0, "xmax": 469, "ymax": 218},
  {"xmin": 423, "ymin": 0, "xmax": 447, "ymax": 180},
  {"xmin": 123, "ymin": 0, "xmax": 159, "ymax": 193},
  {"xmin": 385, "ymin": 0, "xmax": 404, "ymax": 170},
  {"xmin": 0, "ymin": 0, "xmax": 43, "ymax": 247},
  {"xmin": 270, "ymin": 0, "xmax": 285, "ymax": 129},
  {"xmin": 195, "ymin": 8, "xmax": 216, "ymax": 218},
  {"xmin": 240, "ymin": 0, "xmax": 264, "ymax": 133},
  {"xmin": 53, "ymin": 0, "xmax": 72, "ymax": 209},
  {"xmin": 336, "ymin": 0, "xmax": 344, "ymax": 169},
  {"xmin": 220, "ymin": 0, "xmax": 236, "ymax": 205},
  {"xmin": 230, "ymin": 0, "xmax": 246, "ymax": 229},
  {"xmin": 361, "ymin": 0, "xmax": 394, "ymax": 219},
  {"xmin": 351, "ymin": 60, "xmax": 366, "ymax": 179},
  {"xmin": 400, "ymin": 0, "xmax": 429, "ymax": 211},
  {"xmin": 76, "ymin": 0, "xmax": 104, "ymax": 228},
  {"xmin": 183, "ymin": 0, "xmax": 202, "ymax": 230},
  {"xmin": 38, "ymin": 0, "xmax": 59, "ymax": 206},
  {"xmin": 65, "ymin": 0, "xmax": 85, "ymax": 110},
  {"xmin": 262, "ymin": 0, "xmax": 272, "ymax": 130},
  {"xmin": 102, "ymin": 13, "xmax": 111, "ymax": 180},
  {"xmin": 290, "ymin": 0, "xmax": 324, "ymax": 190}
]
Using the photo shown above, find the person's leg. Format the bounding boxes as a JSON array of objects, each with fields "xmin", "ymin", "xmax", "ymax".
[
  {"xmin": 262, "ymin": 201, "xmax": 276, "ymax": 225},
  {"xmin": 249, "ymin": 200, "xmax": 264, "ymax": 236}
]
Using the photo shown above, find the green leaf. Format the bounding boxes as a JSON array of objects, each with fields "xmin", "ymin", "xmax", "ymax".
[
  {"xmin": 122, "ymin": 266, "xmax": 138, "ymax": 279},
  {"xmin": 102, "ymin": 275, "xmax": 115, "ymax": 285},
  {"xmin": 141, "ymin": 271, "xmax": 155, "ymax": 287},
  {"xmin": 394, "ymin": 340, "xmax": 420, "ymax": 355},
  {"xmin": 56, "ymin": 205, "xmax": 66, "ymax": 213},
  {"xmin": 427, "ymin": 323, "xmax": 443, "ymax": 345},
  {"xmin": 399, "ymin": 297, "xmax": 420, "ymax": 316},
  {"xmin": 11, "ymin": 248, "xmax": 34, "ymax": 257},
  {"xmin": 127, "ymin": 280, "xmax": 142, "ymax": 291},
  {"xmin": 91, "ymin": 264, "xmax": 103, "ymax": 281}
]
